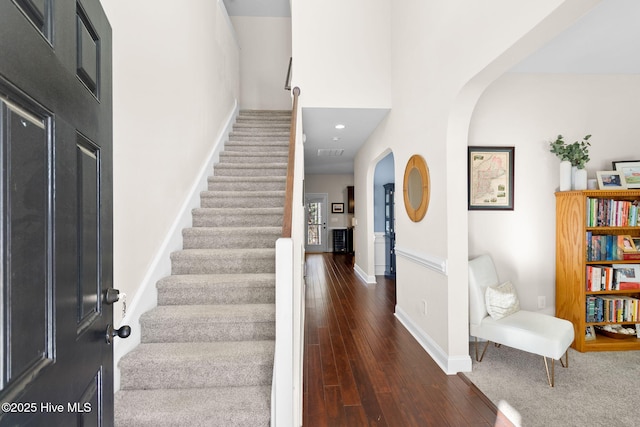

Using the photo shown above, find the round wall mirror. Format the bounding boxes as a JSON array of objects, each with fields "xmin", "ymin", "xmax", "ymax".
[{"xmin": 403, "ymin": 154, "xmax": 430, "ymax": 222}]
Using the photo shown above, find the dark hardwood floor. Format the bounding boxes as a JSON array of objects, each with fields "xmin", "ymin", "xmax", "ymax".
[{"xmin": 303, "ymin": 253, "xmax": 498, "ymax": 426}]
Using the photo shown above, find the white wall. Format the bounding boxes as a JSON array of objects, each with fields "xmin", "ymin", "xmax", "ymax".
[
  {"xmin": 468, "ymin": 73, "xmax": 640, "ymax": 313},
  {"xmin": 292, "ymin": 0, "xmax": 391, "ymax": 109},
  {"xmin": 348, "ymin": 0, "xmax": 600, "ymax": 373},
  {"xmin": 231, "ymin": 16, "xmax": 292, "ymax": 110},
  {"xmin": 100, "ymin": 0, "xmax": 239, "ymax": 366}
]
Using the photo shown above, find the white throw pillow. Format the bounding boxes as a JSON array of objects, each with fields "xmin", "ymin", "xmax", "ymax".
[{"xmin": 485, "ymin": 281, "xmax": 520, "ymax": 320}]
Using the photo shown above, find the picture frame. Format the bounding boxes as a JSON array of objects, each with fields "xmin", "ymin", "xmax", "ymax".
[
  {"xmin": 619, "ymin": 235, "xmax": 637, "ymax": 252},
  {"xmin": 468, "ymin": 146, "xmax": 515, "ymax": 210},
  {"xmin": 596, "ymin": 170, "xmax": 627, "ymax": 190},
  {"xmin": 612, "ymin": 160, "xmax": 640, "ymax": 189},
  {"xmin": 585, "ymin": 325, "xmax": 596, "ymax": 341},
  {"xmin": 331, "ymin": 203, "xmax": 344, "ymax": 214},
  {"xmin": 613, "ymin": 264, "xmax": 640, "ymax": 283},
  {"xmin": 633, "ymin": 237, "xmax": 640, "ymax": 249}
]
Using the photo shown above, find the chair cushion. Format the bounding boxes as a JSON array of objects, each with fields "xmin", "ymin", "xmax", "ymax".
[
  {"xmin": 470, "ymin": 310, "xmax": 575, "ymax": 360},
  {"xmin": 485, "ymin": 281, "xmax": 520, "ymax": 320}
]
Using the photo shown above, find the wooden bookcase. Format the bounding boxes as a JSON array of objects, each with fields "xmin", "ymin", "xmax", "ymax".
[{"xmin": 556, "ymin": 190, "xmax": 640, "ymax": 352}]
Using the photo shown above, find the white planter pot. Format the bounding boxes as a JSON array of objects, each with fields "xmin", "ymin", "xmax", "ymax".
[
  {"xmin": 559, "ymin": 161, "xmax": 572, "ymax": 191},
  {"xmin": 574, "ymin": 168, "xmax": 588, "ymax": 190}
]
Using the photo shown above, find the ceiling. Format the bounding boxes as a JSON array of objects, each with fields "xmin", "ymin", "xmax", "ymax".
[{"xmin": 223, "ymin": 0, "xmax": 640, "ymax": 174}]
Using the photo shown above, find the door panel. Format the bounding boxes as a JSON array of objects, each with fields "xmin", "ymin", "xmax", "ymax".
[
  {"xmin": 0, "ymin": 95, "xmax": 53, "ymax": 393},
  {"xmin": 1, "ymin": 0, "xmax": 113, "ymax": 425},
  {"xmin": 305, "ymin": 194, "xmax": 328, "ymax": 253}
]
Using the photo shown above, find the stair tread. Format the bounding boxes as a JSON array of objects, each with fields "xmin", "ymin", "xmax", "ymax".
[
  {"xmin": 171, "ymin": 248, "xmax": 275, "ymax": 256},
  {"xmin": 141, "ymin": 303, "xmax": 275, "ymax": 322},
  {"xmin": 200, "ymin": 190, "xmax": 285, "ymax": 197},
  {"xmin": 193, "ymin": 207, "xmax": 283, "ymax": 214},
  {"xmin": 115, "ymin": 386, "xmax": 270, "ymax": 427},
  {"xmin": 158, "ymin": 273, "xmax": 275, "ymax": 287},
  {"xmin": 121, "ymin": 340, "xmax": 275, "ymax": 363},
  {"xmin": 221, "ymin": 150, "xmax": 288, "ymax": 155},
  {"xmin": 215, "ymin": 162, "xmax": 287, "ymax": 168},
  {"xmin": 183, "ymin": 226, "xmax": 281, "ymax": 233}
]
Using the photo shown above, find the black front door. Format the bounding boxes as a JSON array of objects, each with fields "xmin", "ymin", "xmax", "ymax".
[{"xmin": 0, "ymin": 1, "xmax": 113, "ymax": 425}]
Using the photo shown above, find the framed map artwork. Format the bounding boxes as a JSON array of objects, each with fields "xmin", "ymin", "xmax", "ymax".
[{"xmin": 468, "ymin": 146, "xmax": 515, "ymax": 210}]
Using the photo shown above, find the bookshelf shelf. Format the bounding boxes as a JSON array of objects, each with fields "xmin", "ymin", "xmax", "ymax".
[{"xmin": 555, "ymin": 190, "xmax": 640, "ymax": 352}]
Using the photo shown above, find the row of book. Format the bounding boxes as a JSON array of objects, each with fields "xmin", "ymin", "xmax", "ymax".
[
  {"xmin": 586, "ymin": 232, "xmax": 640, "ymax": 261},
  {"xmin": 586, "ymin": 295, "xmax": 640, "ymax": 323},
  {"xmin": 586, "ymin": 197, "xmax": 640, "ymax": 227},
  {"xmin": 586, "ymin": 265, "xmax": 640, "ymax": 291}
]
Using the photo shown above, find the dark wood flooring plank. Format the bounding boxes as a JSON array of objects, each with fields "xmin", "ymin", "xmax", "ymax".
[
  {"xmin": 305, "ymin": 344, "xmax": 329, "ymax": 426},
  {"xmin": 323, "ymin": 385, "xmax": 347, "ymax": 426},
  {"xmin": 318, "ymin": 326, "xmax": 339, "ymax": 386}
]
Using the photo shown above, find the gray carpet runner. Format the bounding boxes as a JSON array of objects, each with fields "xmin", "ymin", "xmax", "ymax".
[{"xmin": 114, "ymin": 110, "xmax": 291, "ymax": 427}]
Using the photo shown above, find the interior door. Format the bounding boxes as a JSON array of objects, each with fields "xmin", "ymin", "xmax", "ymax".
[
  {"xmin": 305, "ymin": 193, "xmax": 328, "ymax": 253},
  {"xmin": 0, "ymin": 1, "xmax": 115, "ymax": 425}
]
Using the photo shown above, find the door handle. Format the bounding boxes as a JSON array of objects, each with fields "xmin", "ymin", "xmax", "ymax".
[
  {"xmin": 105, "ymin": 324, "xmax": 131, "ymax": 344},
  {"xmin": 105, "ymin": 288, "xmax": 121, "ymax": 304}
]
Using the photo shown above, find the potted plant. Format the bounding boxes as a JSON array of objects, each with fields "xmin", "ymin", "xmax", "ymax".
[{"xmin": 549, "ymin": 134, "xmax": 591, "ymax": 190}]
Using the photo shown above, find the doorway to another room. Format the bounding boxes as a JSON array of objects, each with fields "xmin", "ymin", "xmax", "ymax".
[
  {"xmin": 305, "ymin": 193, "xmax": 328, "ymax": 252},
  {"xmin": 374, "ymin": 152, "xmax": 395, "ymax": 278}
]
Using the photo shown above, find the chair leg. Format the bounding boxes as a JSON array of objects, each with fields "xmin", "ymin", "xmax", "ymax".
[
  {"xmin": 559, "ymin": 350, "xmax": 569, "ymax": 368},
  {"xmin": 474, "ymin": 337, "xmax": 490, "ymax": 362},
  {"xmin": 543, "ymin": 357, "xmax": 555, "ymax": 387}
]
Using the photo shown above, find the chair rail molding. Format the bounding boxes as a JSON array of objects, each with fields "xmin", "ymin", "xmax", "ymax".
[{"xmin": 395, "ymin": 246, "xmax": 447, "ymax": 276}]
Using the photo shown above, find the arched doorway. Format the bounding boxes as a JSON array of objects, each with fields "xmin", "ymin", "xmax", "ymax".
[{"xmin": 373, "ymin": 152, "xmax": 395, "ymax": 277}]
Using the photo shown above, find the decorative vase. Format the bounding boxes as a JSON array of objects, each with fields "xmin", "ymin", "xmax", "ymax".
[
  {"xmin": 559, "ymin": 161, "xmax": 572, "ymax": 191},
  {"xmin": 574, "ymin": 168, "xmax": 587, "ymax": 190}
]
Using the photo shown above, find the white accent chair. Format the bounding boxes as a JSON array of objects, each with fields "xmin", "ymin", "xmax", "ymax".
[{"xmin": 468, "ymin": 254, "xmax": 575, "ymax": 387}]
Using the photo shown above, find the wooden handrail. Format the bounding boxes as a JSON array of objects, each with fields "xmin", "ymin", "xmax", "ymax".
[{"xmin": 282, "ymin": 87, "xmax": 300, "ymax": 238}]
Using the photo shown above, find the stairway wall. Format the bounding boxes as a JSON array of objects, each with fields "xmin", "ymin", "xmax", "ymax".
[{"xmin": 102, "ymin": 0, "xmax": 241, "ymax": 341}]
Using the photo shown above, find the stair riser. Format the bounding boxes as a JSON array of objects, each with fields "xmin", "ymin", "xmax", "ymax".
[
  {"xmin": 224, "ymin": 145, "xmax": 289, "ymax": 153},
  {"xmin": 228, "ymin": 135, "xmax": 289, "ymax": 143},
  {"xmin": 230, "ymin": 130, "xmax": 289, "ymax": 136},
  {"xmin": 183, "ymin": 233, "xmax": 280, "ymax": 249},
  {"xmin": 120, "ymin": 361, "xmax": 273, "ymax": 390},
  {"xmin": 236, "ymin": 114, "xmax": 290, "ymax": 121},
  {"xmin": 214, "ymin": 167, "xmax": 287, "ymax": 177},
  {"xmin": 171, "ymin": 256, "xmax": 275, "ymax": 275},
  {"xmin": 158, "ymin": 288, "xmax": 275, "ymax": 305},
  {"xmin": 192, "ymin": 214, "xmax": 282, "ymax": 227},
  {"xmin": 207, "ymin": 182, "xmax": 285, "ymax": 191},
  {"xmin": 200, "ymin": 196, "xmax": 284, "ymax": 209},
  {"xmin": 140, "ymin": 322, "xmax": 275, "ymax": 344},
  {"xmin": 233, "ymin": 123, "xmax": 290, "ymax": 130},
  {"xmin": 114, "ymin": 388, "xmax": 271, "ymax": 427},
  {"xmin": 219, "ymin": 155, "xmax": 288, "ymax": 164}
]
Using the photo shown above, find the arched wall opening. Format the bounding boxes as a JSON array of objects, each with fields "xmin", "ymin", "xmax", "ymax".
[{"xmin": 373, "ymin": 152, "xmax": 396, "ymax": 278}]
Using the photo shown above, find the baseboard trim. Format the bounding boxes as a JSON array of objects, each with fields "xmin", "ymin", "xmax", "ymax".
[
  {"xmin": 395, "ymin": 305, "xmax": 472, "ymax": 374},
  {"xmin": 113, "ymin": 101, "xmax": 239, "ymax": 391},
  {"xmin": 395, "ymin": 246, "xmax": 448, "ymax": 276},
  {"xmin": 354, "ymin": 263, "xmax": 377, "ymax": 284}
]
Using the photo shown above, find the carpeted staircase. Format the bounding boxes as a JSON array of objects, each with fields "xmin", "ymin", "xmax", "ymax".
[{"xmin": 114, "ymin": 110, "xmax": 291, "ymax": 427}]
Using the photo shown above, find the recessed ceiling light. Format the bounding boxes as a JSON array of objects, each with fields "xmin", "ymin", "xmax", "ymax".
[
  {"xmin": 335, "ymin": 124, "xmax": 345, "ymax": 130},
  {"xmin": 332, "ymin": 137, "xmax": 340, "ymax": 141}
]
